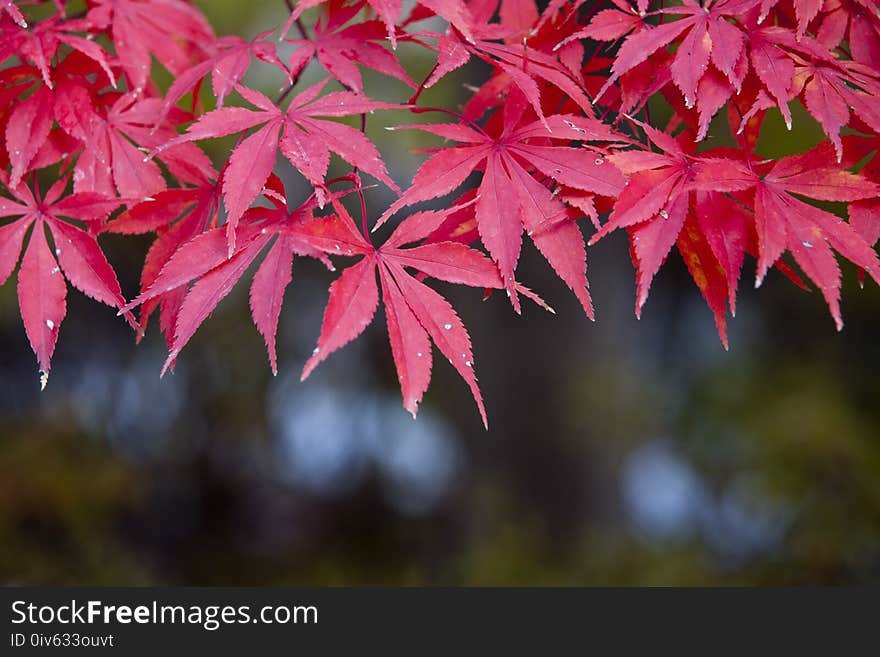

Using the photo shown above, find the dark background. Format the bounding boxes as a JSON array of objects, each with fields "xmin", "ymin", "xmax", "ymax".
[{"xmin": 1, "ymin": 1, "xmax": 879, "ymax": 586}]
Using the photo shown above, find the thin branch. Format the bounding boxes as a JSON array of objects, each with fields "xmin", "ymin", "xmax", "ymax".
[
  {"xmin": 352, "ymin": 113, "xmax": 371, "ymax": 241},
  {"xmin": 283, "ymin": 0, "xmax": 308, "ymax": 39},
  {"xmin": 276, "ymin": 81, "xmax": 297, "ymax": 106}
]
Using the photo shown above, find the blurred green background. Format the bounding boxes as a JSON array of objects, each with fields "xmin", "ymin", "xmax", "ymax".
[{"xmin": 1, "ymin": 1, "xmax": 879, "ymax": 586}]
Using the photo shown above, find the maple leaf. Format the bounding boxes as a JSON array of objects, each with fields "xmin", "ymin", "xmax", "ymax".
[
  {"xmin": 0, "ymin": 14, "xmax": 117, "ymax": 89},
  {"xmin": 286, "ymin": 0, "xmax": 415, "ymax": 92},
  {"xmin": 5, "ymin": 85, "xmax": 53, "ymax": 189},
  {"xmin": 380, "ymin": 97, "xmax": 627, "ymax": 314},
  {"xmin": 288, "ymin": 0, "xmax": 474, "ymax": 46},
  {"xmin": 152, "ymin": 81, "xmax": 399, "ymax": 254},
  {"xmin": 817, "ymin": 0, "xmax": 880, "ymax": 69},
  {"xmin": 421, "ymin": 9, "xmax": 595, "ymax": 122},
  {"xmin": 0, "ymin": 176, "xmax": 131, "ymax": 387},
  {"xmin": 2, "ymin": 54, "xmax": 117, "ymax": 194},
  {"xmin": 596, "ymin": 125, "xmax": 880, "ymax": 333},
  {"xmin": 114, "ymin": 175, "xmax": 342, "ymax": 365},
  {"xmin": 104, "ymin": 175, "xmax": 221, "ymax": 345},
  {"xmin": 161, "ymin": 30, "xmax": 290, "ymax": 115},
  {"xmin": 291, "ymin": 197, "xmax": 506, "ymax": 426},
  {"xmin": 591, "ymin": 120, "xmax": 751, "ymax": 240},
  {"xmin": 593, "ymin": 1, "xmax": 760, "ymax": 107},
  {"xmin": 54, "ymin": 85, "xmax": 213, "ymax": 200},
  {"xmin": 750, "ymin": 146, "xmax": 880, "ymax": 328},
  {"xmin": 743, "ymin": 24, "xmax": 880, "ymax": 153},
  {"xmin": 581, "ymin": 2, "xmax": 880, "ymax": 150},
  {"xmin": 86, "ymin": 0, "xmax": 215, "ymax": 91},
  {"xmin": 558, "ymin": 6, "xmax": 643, "ymax": 47},
  {"xmin": 589, "ymin": 118, "xmax": 872, "ymax": 338},
  {"xmin": 792, "ymin": 52, "xmax": 880, "ymax": 158},
  {"xmin": 0, "ymin": 53, "xmax": 113, "ymax": 179}
]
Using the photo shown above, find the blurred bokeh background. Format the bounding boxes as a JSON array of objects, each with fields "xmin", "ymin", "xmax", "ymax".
[{"xmin": 2, "ymin": 1, "xmax": 879, "ymax": 586}]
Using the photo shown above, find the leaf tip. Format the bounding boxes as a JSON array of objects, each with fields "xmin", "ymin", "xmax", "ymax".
[
  {"xmin": 300, "ymin": 351, "xmax": 319, "ymax": 381},
  {"xmin": 160, "ymin": 351, "xmax": 178, "ymax": 378}
]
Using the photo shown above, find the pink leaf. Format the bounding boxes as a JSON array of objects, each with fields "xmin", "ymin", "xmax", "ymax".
[
  {"xmin": 221, "ymin": 119, "xmax": 282, "ymax": 252},
  {"xmin": 164, "ymin": 236, "xmax": 270, "ymax": 372},
  {"xmin": 379, "ymin": 266, "xmax": 432, "ymax": 418},
  {"xmin": 250, "ymin": 236, "xmax": 295, "ymax": 375},
  {"xmin": 47, "ymin": 219, "xmax": 126, "ymax": 311},
  {"xmin": 388, "ymin": 261, "xmax": 487, "ymax": 428},
  {"xmin": 301, "ymin": 255, "xmax": 380, "ymax": 380},
  {"xmin": 17, "ymin": 222, "xmax": 67, "ymax": 384}
]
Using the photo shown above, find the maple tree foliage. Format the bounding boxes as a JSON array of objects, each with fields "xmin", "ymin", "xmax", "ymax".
[{"xmin": 1, "ymin": 0, "xmax": 879, "ymax": 426}]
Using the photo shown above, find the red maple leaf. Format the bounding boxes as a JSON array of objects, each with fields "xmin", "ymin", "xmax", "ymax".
[
  {"xmin": 379, "ymin": 94, "xmax": 628, "ymax": 314},
  {"xmin": 816, "ymin": 0, "xmax": 880, "ymax": 70},
  {"xmin": 592, "ymin": 0, "xmax": 759, "ymax": 107},
  {"xmin": 152, "ymin": 81, "xmax": 399, "ymax": 254},
  {"xmin": 750, "ymin": 146, "xmax": 880, "ymax": 328},
  {"xmin": 86, "ymin": 0, "xmax": 214, "ymax": 91},
  {"xmin": 418, "ymin": 4, "xmax": 595, "ymax": 123},
  {"xmin": 286, "ymin": 0, "xmax": 415, "ymax": 93},
  {"xmin": 288, "ymin": 0, "xmax": 474, "ymax": 47},
  {"xmin": 104, "ymin": 172, "xmax": 221, "ymax": 345},
  {"xmin": 583, "ymin": 2, "xmax": 879, "ymax": 154},
  {"xmin": 593, "ymin": 122, "xmax": 880, "ymax": 335},
  {"xmin": 54, "ymin": 85, "xmax": 213, "ymax": 200},
  {"xmin": 115, "ymin": 179, "xmax": 333, "ymax": 372},
  {"xmin": 161, "ymin": 30, "xmax": 291, "ymax": 114},
  {"xmin": 587, "ymin": 120, "xmax": 745, "ymax": 339},
  {"xmin": 0, "ymin": 175, "xmax": 131, "ymax": 385},
  {"xmin": 0, "ymin": 14, "xmax": 116, "ymax": 89},
  {"xmin": 2, "ymin": 55, "xmax": 114, "ymax": 189},
  {"xmin": 293, "ymin": 197, "xmax": 508, "ymax": 427}
]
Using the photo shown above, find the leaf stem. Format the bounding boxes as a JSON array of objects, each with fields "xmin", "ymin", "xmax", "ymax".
[
  {"xmin": 408, "ymin": 63, "xmax": 438, "ymax": 105},
  {"xmin": 276, "ymin": 81, "xmax": 297, "ymax": 106},
  {"xmin": 283, "ymin": 0, "xmax": 308, "ymax": 39},
  {"xmin": 352, "ymin": 113, "xmax": 372, "ymax": 242}
]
